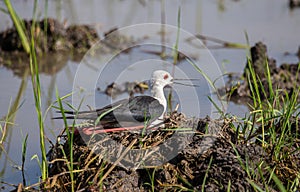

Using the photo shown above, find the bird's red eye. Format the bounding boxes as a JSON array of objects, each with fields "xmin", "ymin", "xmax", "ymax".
[{"xmin": 163, "ymin": 74, "xmax": 169, "ymax": 80}]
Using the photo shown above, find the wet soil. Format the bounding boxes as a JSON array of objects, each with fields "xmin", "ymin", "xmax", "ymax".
[
  {"xmin": 0, "ymin": 19, "xmax": 136, "ymax": 77},
  {"xmin": 223, "ymin": 42, "xmax": 300, "ymax": 103},
  {"xmin": 289, "ymin": 0, "xmax": 300, "ymax": 8},
  {"xmin": 0, "ymin": 18, "xmax": 97, "ymax": 77},
  {"xmin": 0, "ymin": 18, "xmax": 99, "ymax": 53},
  {"xmin": 17, "ymin": 111, "xmax": 296, "ymax": 192}
]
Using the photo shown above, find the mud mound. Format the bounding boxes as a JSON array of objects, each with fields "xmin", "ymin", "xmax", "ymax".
[
  {"xmin": 0, "ymin": 18, "xmax": 99, "ymax": 53},
  {"xmin": 42, "ymin": 113, "xmax": 276, "ymax": 191},
  {"xmin": 0, "ymin": 19, "xmax": 137, "ymax": 77},
  {"xmin": 225, "ymin": 42, "xmax": 300, "ymax": 101}
]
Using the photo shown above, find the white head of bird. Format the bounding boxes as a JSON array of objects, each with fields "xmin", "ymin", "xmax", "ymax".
[
  {"xmin": 151, "ymin": 70, "xmax": 173, "ymax": 88},
  {"xmin": 150, "ymin": 70, "xmax": 173, "ymax": 114}
]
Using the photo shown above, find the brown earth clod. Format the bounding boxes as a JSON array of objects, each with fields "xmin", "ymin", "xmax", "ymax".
[{"xmin": 41, "ymin": 112, "xmax": 300, "ymax": 191}]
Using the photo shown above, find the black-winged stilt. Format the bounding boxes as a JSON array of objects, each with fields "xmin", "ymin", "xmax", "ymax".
[{"xmin": 57, "ymin": 70, "xmax": 174, "ymax": 135}]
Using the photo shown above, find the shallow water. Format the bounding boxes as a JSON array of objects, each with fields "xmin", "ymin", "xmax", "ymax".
[{"xmin": 0, "ymin": 0, "xmax": 299, "ymax": 189}]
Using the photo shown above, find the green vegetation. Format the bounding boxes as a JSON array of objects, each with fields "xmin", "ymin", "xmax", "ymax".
[
  {"xmin": 55, "ymin": 90, "xmax": 75, "ymax": 192},
  {"xmin": 231, "ymin": 54, "xmax": 300, "ymax": 191},
  {"xmin": 0, "ymin": 0, "xmax": 299, "ymax": 191},
  {"xmin": 3, "ymin": 0, "xmax": 49, "ymax": 187}
]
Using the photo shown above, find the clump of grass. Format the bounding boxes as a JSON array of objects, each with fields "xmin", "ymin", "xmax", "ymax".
[
  {"xmin": 231, "ymin": 52, "xmax": 300, "ymax": 190},
  {"xmin": 4, "ymin": 0, "xmax": 49, "ymax": 185},
  {"xmin": 144, "ymin": 168, "xmax": 156, "ymax": 192},
  {"xmin": 187, "ymin": 35, "xmax": 299, "ymax": 190},
  {"xmin": 29, "ymin": 0, "xmax": 49, "ymax": 183},
  {"xmin": 55, "ymin": 90, "xmax": 75, "ymax": 192}
]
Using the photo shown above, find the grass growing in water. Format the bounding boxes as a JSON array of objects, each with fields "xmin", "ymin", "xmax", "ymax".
[{"xmin": 4, "ymin": 0, "xmax": 49, "ymax": 185}]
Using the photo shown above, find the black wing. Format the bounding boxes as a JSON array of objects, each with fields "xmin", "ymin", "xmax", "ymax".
[
  {"xmin": 55, "ymin": 96, "xmax": 164, "ymax": 126},
  {"xmin": 114, "ymin": 96, "xmax": 164, "ymax": 123}
]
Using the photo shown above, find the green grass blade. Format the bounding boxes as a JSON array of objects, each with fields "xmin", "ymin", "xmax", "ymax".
[
  {"xmin": 27, "ymin": 3, "xmax": 48, "ymax": 181},
  {"xmin": 4, "ymin": 0, "xmax": 30, "ymax": 53},
  {"xmin": 202, "ymin": 156, "xmax": 213, "ymax": 192},
  {"xmin": 270, "ymin": 170, "xmax": 287, "ymax": 192},
  {"xmin": 55, "ymin": 88, "xmax": 75, "ymax": 192},
  {"xmin": 187, "ymin": 58, "xmax": 226, "ymax": 113},
  {"xmin": 21, "ymin": 134, "xmax": 28, "ymax": 185},
  {"xmin": 173, "ymin": 6, "xmax": 181, "ymax": 65},
  {"xmin": 95, "ymin": 104, "xmax": 122, "ymax": 126}
]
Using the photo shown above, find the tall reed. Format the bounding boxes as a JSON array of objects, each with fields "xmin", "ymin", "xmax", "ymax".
[{"xmin": 4, "ymin": 0, "xmax": 48, "ymax": 182}]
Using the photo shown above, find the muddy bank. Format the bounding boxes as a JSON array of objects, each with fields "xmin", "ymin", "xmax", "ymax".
[
  {"xmin": 0, "ymin": 19, "xmax": 136, "ymax": 77},
  {"xmin": 224, "ymin": 42, "xmax": 300, "ymax": 103},
  {"xmin": 0, "ymin": 18, "xmax": 97, "ymax": 77},
  {"xmin": 0, "ymin": 18, "xmax": 98, "ymax": 53},
  {"xmin": 25, "ymin": 111, "xmax": 298, "ymax": 191},
  {"xmin": 290, "ymin": 0, "xmax": 300, "ymax": 8}
]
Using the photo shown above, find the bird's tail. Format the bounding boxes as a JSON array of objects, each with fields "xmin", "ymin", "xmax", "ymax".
[{"xmin": 53, "ymin": 110, "xmax": 98, "ymax": 120}]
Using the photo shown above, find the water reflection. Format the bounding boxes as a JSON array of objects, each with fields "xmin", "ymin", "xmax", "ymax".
[
  {"xmin": 0, "ymin": 68, "xmax": 28, "ymax": 186},
  {"xmin": 1, "ymin": 53, "xmax": 70, "ymax": 77}
]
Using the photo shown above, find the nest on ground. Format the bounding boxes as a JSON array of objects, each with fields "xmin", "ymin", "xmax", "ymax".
[{"xmin": 41, "ymin": 112, "xmax": 299, "ymax": 191}]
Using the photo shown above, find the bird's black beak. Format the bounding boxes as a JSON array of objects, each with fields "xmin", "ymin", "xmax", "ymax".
[{"xmin": 173, "ymin": 78, "xmax": 200, "ymax": 87}]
